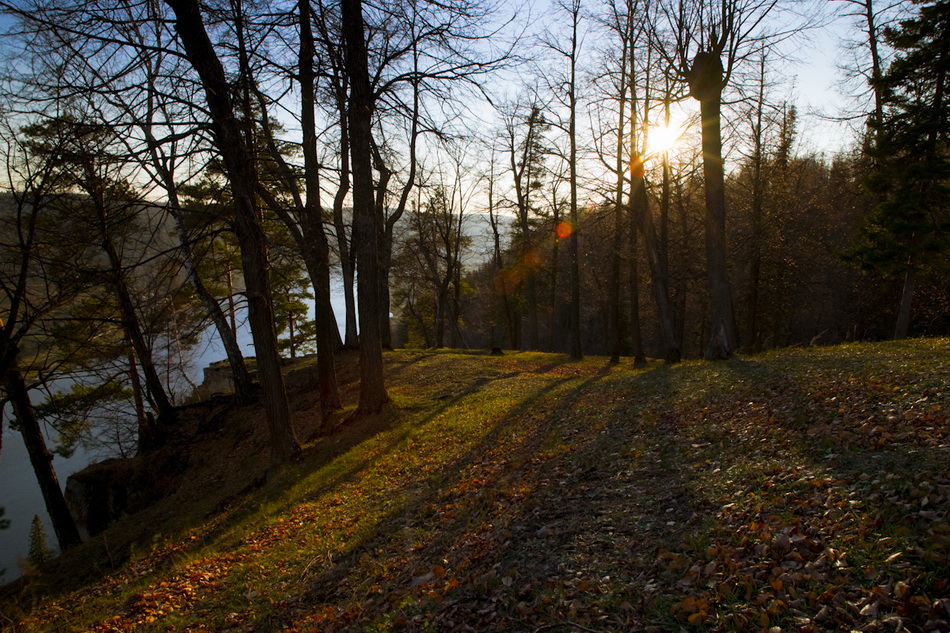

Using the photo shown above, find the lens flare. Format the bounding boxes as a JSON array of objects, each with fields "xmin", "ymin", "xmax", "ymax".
[
  {"xmin": 556, "ymin": 221, "xmax": 573, "ymax": 239},
  {"xmin": 630, "ymin": 155, "xmax": 645, "ymax": 178}
]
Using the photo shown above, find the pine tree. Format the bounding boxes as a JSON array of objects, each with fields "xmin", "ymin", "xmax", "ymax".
[
  {"xmin": 845, "ymin": 0, "xmax": 950, "ymax": 338},
  {"xmin": 28, "ymin": 514, "xmax": 53, "ymax": 568}
]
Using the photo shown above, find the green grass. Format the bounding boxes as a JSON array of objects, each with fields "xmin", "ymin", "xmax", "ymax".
[{"xmin": 2, "ymin": 340, "xmax": 949, "ymax": 632}]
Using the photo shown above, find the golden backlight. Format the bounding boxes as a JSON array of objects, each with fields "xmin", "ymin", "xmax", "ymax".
[{"xmin": 645, "ymin": 123, "xmax": 683, "ymax": 158}]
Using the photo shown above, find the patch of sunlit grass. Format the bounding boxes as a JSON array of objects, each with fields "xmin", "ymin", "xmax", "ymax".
[{"xmin": 5, "ymin": 341, "xmax": 949, "ymax": 632}]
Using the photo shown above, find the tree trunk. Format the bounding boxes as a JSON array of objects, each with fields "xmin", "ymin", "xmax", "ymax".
[
  {"xmin": 95, "ymin": 205, "xmax": 176, "ymax": 438},
  {"xmin": 894, "ymin": 266, "xmax": 916, "ymax": 339},
  {"xmin": 567, "ymin": 22, "xmax": 582, "ymax": 360},
  {"xmin": 168, "ymin": 199, "xmax": 253, "ymax": 400},
  {"xmin": 378, "ymin": 243, "xmax": 394, "ymax": 350},
  {"xmin": 487, "ymin": 166, "xmax": 504, "ymax": 351},
  {"xmin": 632, "ymin": 178, "xmax": 680, "ymax": 363},
  {"xmin": 608, "ymin": 202, "xmax": 625, "ymax": 364},
  {"xmin": 609, "ymin": 30, "xmax": 630, "ymax": 365},
  {"xmin": 689, "ymin": 51, "xmax": 738, "ymax": 360},
  {"xmin": 698, "ymin": 93, "xmax": 738, "ymax": 359},
  {"xmin": 332, "ymin": 105, "xmax": 360, "ymax": 349},
  {"xmin": 140, "ymin": 82, "xmax": 254, "ymax": 401},
  {"xmin": 124, "ymin": 341, "xmax": 151, "ymax": 455},
  {"xmin": 165, "ymin": 0, "xmax": 300, "ymax": 462},
  {"xmin": 342, "ymin": 0, "xmax": 389, "ymax": 414},
  {"xmin": 6, "ymin": 363, "xmax": 82, "ymax": 551},
  {"xmin": 628, "ymin": 199, "xmax": 646, "ymax": 365},
  {"xmin": 299, "ymin": 0, "xmax": 341, "ymax": 419},
  {"xmin": 548, "ymin": 210, "xmax": 559, "ymax": 352}
]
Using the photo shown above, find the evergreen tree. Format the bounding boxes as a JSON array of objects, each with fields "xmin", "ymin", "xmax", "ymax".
[
  {"xmin": 845, "ymin": 0, "xmax": 950, "ymax": 338},
  {"xmin": 28, "ymin": 514, "xmax": 53, "ymax": 568}
]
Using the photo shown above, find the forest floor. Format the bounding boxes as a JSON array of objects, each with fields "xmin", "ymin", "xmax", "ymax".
[{"xmin": 1, "ymin": 339, "xmax": 949, "ymax": 633}]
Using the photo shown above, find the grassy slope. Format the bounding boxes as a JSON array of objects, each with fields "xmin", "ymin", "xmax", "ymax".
[{"xmin": 2, "ymin": 339, "xmax": 949, "ymax": 632}]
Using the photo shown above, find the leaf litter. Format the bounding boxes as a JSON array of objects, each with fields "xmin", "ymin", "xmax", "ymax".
[{"xmin": 2, "ymin": 340, "xmax": 948, "ymax": 632}]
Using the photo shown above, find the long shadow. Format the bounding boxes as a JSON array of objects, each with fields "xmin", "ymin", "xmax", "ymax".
[
  {"xmin": 217, "ymin": 371, "xmax": 599, "ymax": 630},
  {"xmin": 236, "ymin": 362, "xmax": 713, "ymax": 631}
]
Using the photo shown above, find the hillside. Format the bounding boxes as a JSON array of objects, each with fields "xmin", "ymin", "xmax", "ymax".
[{"xmin": 2, "ymin": 340, "xmax": 949, "ymax": 632}]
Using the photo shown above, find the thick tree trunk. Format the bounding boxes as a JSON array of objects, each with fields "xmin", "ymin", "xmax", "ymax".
[
  {"xmin": 342, "ymin": 0, "xmax": 389, "ymax": 414},
  {"xmin": 689, "ymin": 52, "xmax": 738, "ymax": 360},
  {"xmin": 299, "ymin": 0, "xmax": 341, "ymax": 419},
  {"xmin": 697, "ymin": 94, "xmax": 738, "ymax": 360},
  {"xmin": 165, "ymin": 0, "xmax": 300, "ymax": 462},
  {"xmin": 6, "ymin": 364, "xmax": 82, "ymax": 551}
]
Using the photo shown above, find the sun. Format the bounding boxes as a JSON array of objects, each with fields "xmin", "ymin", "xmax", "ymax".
[{"xmin": 645, "ymin": 122, "xmax": 684, "ymax": 158}]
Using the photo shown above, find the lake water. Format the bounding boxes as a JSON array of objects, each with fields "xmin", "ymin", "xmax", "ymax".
[
  {"xmin": 0, "ymin": 290, "xmax": 351, "ymax": 584},
  {"xmin": 0, "ymin": 426, "xmax": 93, "ymax": 583},
  {"xmin": 0, "ymin": 316, "xmax": 255, "ymax": 583}
]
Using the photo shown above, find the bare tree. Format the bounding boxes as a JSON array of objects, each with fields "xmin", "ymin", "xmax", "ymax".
[
  {"xmin": 0, "ymin": 0, "xmax": 256, "ymax": 403},
  {"xmin": 245, "ymin": 0, "xmax": 343, "ymax": 421},
  {"xmin": 164, "ymin": 0, "xmax": 301, "ymax": 461},
  {"xmin": 543, "ymin": 0, "xmax": 585, "ymax": 359},
  {"xmin": 655, "ymin": 0, "xmax": 803, "ymax": 359},
  {"xmin": 342, "ymin": 0, "xmax": 389, "ymax": 414}
]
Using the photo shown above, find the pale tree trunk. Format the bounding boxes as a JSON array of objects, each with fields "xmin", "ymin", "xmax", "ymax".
[{"xmin": 894, "ymin": 265, "xmax": 916, "ymax": 340}]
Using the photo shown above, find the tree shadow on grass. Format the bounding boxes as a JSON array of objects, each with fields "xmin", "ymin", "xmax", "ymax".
[{"xmin": 232, "ymin": 364, "xmax": 713, "ymax": 632}]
